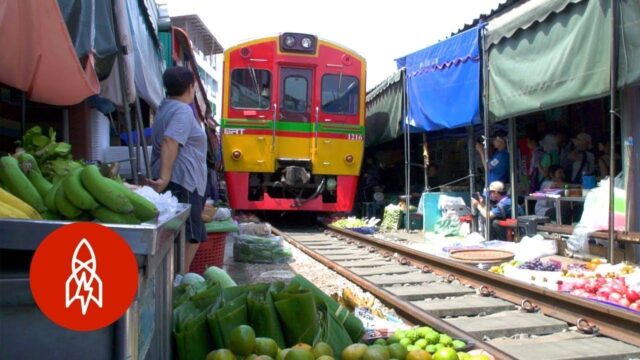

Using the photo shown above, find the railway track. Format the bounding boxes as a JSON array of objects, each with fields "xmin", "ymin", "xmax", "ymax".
[{"xmin": 273, "ymin": 225, "xmax": 640, "ymax": 360}]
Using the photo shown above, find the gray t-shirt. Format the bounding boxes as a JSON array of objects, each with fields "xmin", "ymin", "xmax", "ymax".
[{"xmin": 151, "ymin": 99, "xmax": 207, "ymax": 196}]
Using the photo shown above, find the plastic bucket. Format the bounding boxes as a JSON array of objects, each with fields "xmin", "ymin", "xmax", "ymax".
[{"xmin": 582, "ymin": 175, "xmax": 596, "ymax": 189}]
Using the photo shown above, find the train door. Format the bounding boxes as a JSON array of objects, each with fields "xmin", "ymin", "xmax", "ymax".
[
  {"xmin": 277, "ymin": 67, "xmax": 313, "ymax": 161},
  {"xmin": 313, "ymin": 72, "xmax": 362, "ymax": 175}
]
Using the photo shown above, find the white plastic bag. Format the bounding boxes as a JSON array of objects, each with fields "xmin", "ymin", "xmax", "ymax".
[
  {"xmin": 513, "ymin": 234, "xmax": 557, "ymax": 262},
  {"xmin": 569, "ymin": 175, "xmax": 626, "ymax": 253},
  {"xmin": 134, "ymin": 185, "xmax": 178, "ymax": 221}
]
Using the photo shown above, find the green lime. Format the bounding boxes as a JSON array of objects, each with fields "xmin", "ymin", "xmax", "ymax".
[
  {"xmin": 229, "ymin": 325, "xmax": 257, "ymax": 356},
  {"xmin": 255, "ymin": 338, "xmax": 279, "ymax": 358},
  {"xmin": 387, "ymin": 343, "xmax": 408, "ymax": 360},
  {"xmin": 312, "ymin": 342, "xmax": 334, "ymax": 358}
]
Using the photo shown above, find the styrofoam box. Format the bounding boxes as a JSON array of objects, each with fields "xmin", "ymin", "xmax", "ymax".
[
  {"xmin": 503, "ymin": 265, "xmax": 563, "ymax": 291},
  {"xmin": 103, "ymin": 146, "xmax": 152, "ymax": 178}
]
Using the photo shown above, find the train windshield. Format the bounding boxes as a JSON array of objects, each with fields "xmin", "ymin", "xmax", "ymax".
[
  {"xmin": 321, "ymin": 74, "xmax": 359, "ymax": 115},
  {"xmin": 230, "ymin": 68, "xmax": 271, "ymax": 109}
]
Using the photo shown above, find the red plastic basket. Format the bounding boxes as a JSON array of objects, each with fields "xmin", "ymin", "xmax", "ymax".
[{"xmin": 190, "ymin": 232, "xmax": 227, "ymax": 274}]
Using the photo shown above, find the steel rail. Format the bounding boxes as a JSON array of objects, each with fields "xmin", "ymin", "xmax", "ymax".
[
  {"xmin": 326, "ymin": 226, "xmax": 640, "ymax": 347},
  {"xmin": 273, "ymin": 227, "xmax": 518, "ymax": 360}
]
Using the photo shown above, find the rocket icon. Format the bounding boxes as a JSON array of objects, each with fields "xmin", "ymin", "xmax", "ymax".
[{"xmin": 65, "ymin": 238, "xmax": 103, "ymax": 315}]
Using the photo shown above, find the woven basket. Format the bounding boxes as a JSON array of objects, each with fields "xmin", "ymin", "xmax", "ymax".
[
  {"xmin": 449, "ymin": 249, "xmax": 515, "ymax": 265},
  {"xmin": 190, "ymin": 232, "xmax": 226, "ymax": 274}
]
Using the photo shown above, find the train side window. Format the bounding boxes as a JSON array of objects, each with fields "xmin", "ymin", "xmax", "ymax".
[
  {"xmin": 321, "ymin": 74, "xmax": 359, "ymax": 115},
  {"xmin": 230, "ymin": 68, "xmax": 271, "ymax": 109}
]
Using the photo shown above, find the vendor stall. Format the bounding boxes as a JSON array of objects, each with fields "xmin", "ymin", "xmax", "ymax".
[{"xmin": 0, "ymin": 204, "xmax": 190, "ymax": 360}]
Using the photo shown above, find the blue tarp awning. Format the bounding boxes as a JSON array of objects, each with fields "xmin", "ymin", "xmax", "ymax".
[{"xmin": 395, "ymin": 25, "xmax": 482, "ymax": 132}]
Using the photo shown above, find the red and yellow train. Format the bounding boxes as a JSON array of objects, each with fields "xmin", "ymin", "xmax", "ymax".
[{"xmin": 221, "ymin": 33, "xmax": 366, "ymax": 212}]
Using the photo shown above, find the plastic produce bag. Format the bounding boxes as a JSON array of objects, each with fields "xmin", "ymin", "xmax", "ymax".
[
  {"xmin": 513, "ymin": 234, "xmax": 557, "ymax": 262},
  {"xmin": 233, "ymin": 234, "xmax": 292, "ymax": 263},
  {"xmin": 434, "ymin": 217, "xmax": 461, "ymax": 236},
  {"xmin": 380, "ymin": 204, "xmax": 402, "ymax": 230},
  {"xmin": 173, "ymin": 301, "xmax": 213, "ymax": 360},
  {"xmin": 569, "ymin": 175, "xmax": 626, "ymax": 254}
]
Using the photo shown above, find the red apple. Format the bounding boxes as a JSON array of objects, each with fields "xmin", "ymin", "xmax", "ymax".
[
  {"xmin": 626, "ymin": 289, "xmax": 640, "ymax": 303},
  {"xmin": 608, "ymin": 292, "xmax": 623, "ymax": 303},
  {"xmin": 618, "ymin": 298, "xmax": 630, "ymax": 307}
]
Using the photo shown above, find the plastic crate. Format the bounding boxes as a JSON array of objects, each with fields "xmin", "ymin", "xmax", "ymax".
[{"xmin": 190, "ymin": 232, "xmax": 227, "ymax": 274}]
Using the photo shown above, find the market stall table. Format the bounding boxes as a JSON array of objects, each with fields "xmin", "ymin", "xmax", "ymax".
[
  {"xmin": 0, "ymin": 204, "xmax": 190, "ymax": 360},
  {"xmin": 524, "ymin": 195, "xmax": 585, "ymax": 225}
]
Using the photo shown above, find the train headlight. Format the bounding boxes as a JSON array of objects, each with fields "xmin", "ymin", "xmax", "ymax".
[
  {"xmin": 301, "ymin": 37, "xmax": 312, "ymax": 49},
  {"xmin": 284, "ymin": 35, "xmax": 296, "ymax": 47},
  {"xmin": 344, "ymin": 154, "xmax": 354, "ymax": 164},
  {"xmin": 231, "ymin": 150, "xmax": 242, "ymax": 160}
]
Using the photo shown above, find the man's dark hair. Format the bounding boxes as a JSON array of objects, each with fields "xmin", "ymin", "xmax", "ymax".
[{"xmin": 163, "ymin": 66, "xmax": 195, "ymax": 96}]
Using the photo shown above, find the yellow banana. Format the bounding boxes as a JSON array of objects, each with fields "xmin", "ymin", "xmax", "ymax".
[
  {"xmin": 0, "ymin": 187, "xmax": 42, "ymax": 219},
  {"xmin": 0, "ymin": 200, "xmax": 30, "ymax": 219}
]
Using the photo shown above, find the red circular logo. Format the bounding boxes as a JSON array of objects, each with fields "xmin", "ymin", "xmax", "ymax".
[{"xmin": 30, "ymin": 222, "xmax": 138, "ymax": 331}]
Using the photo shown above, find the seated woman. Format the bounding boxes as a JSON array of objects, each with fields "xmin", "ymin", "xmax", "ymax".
[{"xmin": 534, "ymin": 165, "xmax": 570, "ymax": 222}]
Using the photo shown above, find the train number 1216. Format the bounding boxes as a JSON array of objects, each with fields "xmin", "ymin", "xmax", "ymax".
[{"xmin": 347, "ymin": 133, "xmax": 363, "ymax": 141}]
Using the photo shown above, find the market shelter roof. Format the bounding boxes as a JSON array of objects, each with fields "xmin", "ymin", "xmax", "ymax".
[
  {"xmin": 0, "ymin": 0, "xmax": 99, "ymax": 105},
  {"xmin": 364, "ymin": 70, "xmax": 405, "ymax": 147},
  {"xmin": 485, "ymin": 0, "xmax": 640, "ymax": 121},
  {"xmin": 395, "ymin": 25, "xmax": 482, "ymax": 132}
]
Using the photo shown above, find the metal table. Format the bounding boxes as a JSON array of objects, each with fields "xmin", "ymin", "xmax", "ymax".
[
  {"xmin": 0, "ymin": 204, "xmax": 190, "ymax": 360},
  {"xmin": 524, "ymin": 195, "xmax": 585, "ymax": 225}
]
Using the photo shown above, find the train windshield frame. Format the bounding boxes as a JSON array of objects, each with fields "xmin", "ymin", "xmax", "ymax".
[
  {"xmin": 230, "ymin": 68, "xmax": 271, "ymax": 110},
  {"xmin": 320, "ymin": 74, "xmax": 359, "ymax": 115}
]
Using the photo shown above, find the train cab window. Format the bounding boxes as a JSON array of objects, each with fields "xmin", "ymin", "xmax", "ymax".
[
  {"xmin": 280, "ymin": 68, "xmax": 311, "ymax": 122},
  {"xmin": 230, "ymin": 68, "xmax": 271, "ymax": 109},
  {"xmin": 321, "ymin": 74, "xmax": 359, "ymax": 115}
]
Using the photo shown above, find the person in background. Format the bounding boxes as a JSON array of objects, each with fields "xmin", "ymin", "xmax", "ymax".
[
  {"xmin": 534, "ymin": 165, "xmax": 570, "ymax": 222},
  {"xmin": 568, "ymin": 132, "xmax": 596, "ymax": 185},
  {"xmin": 475, "ymin": 130, "xmax": 510, "ymax": 185},
  {"xmin": 149, "ymin": 66, "xmax": 208, "ymax": 270},
  {"xmin": 471, "ymin": 181, "xmax": 523, "ymax": 240},
  {"xmin": 596, "ymin": 140, "xmax": 621, "ymax": 180},
  {"xmin": 527, "ymin": 133, "xmax": 544, "ymax": 194},
  {"xmin": 361, "ymin": 156, "xmax": 381, "ymax": 202},
  {"xmin": 536, "ymin": 133, "xmax": 560, "ymax": 182},
  {"xmin": 427, "ymin": 163, "xmax": 440, "ymax": 190},
  {"xmin": 556, "ymin": 128, "xmax": 574, "ymax": 176}
]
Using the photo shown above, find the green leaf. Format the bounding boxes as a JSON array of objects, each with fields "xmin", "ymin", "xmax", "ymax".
[{"xmin": 32, "ymin": 135, "xmax": 49, "ymax": 148}]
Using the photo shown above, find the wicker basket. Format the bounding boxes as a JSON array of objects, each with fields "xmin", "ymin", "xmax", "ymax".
[
  {"xmin": 448, "ymin": 249, "xmax": 515, "ymax": 265},
  {"xmin": 190, "ymin": 232, "xmax": 227, "ymax": 274}
]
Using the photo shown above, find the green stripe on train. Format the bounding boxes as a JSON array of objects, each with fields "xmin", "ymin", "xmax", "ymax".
[{"xmin": 222, "ymin": 118, "xmax": 364, "ymax": 134}]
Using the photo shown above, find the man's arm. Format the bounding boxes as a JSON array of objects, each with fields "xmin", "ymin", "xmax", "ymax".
[{"xmin": 148, "ymin": 136, "xmax": 179, "ymax": 192}]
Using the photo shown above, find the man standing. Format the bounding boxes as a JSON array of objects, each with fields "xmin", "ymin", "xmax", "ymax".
[
  {"xmin": 471, "ymin": 181, "xmax": 523, "ymax": 240},
  {"xmin": 475, "ymin": 130, "xmax": 510, "ymax": 185},
  {"xmin": 148, "ymin": 66, "xmax": 208, "ymax": 270}
]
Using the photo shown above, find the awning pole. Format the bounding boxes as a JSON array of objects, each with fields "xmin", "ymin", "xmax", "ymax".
[
  {"xmin": 608, "ymin": 0, "xmax": 620, "ymax": 263},
  {"xmin": 423, "ymin": 133, "xmax": 429, "ymax": 192},
  {"xmin": 63, "ymin": 109, "xmax": 69, "ymax": 143},
  {"xmin": 468, "ymin": 126, "xmax": 477, "ymax": 230},
  {"xmin": 113, "ymin": 10, "xmax": 138, "ymax": 184},
  {"xmin": 134, "ymin": 97, "xmax": 151, "ymax": 177},
  {"xmin": 482, "ymin": 27, "xmax": 491, "ymax": 241},
  {"xmin": 509, "ymin": 118, "xmax": 516, "ymax": 218},
  {"xmin": 404, "ymin": 71, "xmax": 411, "ymax": 231}
]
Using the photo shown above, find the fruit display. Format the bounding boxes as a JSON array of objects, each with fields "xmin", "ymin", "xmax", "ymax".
[
  {"xmin": 517, "ymin": 258, "xmax": 561, "ymax": 271},
  {"xmin": 0, "ymin": 127, "xmax": 160, "ymax": 224},
  {"xmin": 382, "ymin": 327, "xmax": 472, "ymax": 359},
  {"xmin": 172, "ymin": 271, "xmax": 364, "ymax": 360},
  {"xmin": 564, "ymin": 276, "xmax": 640, "ymax": 312},
  {"xmin": 488, "ymin": 260, "xmax": 522, "ymax": 275}
]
